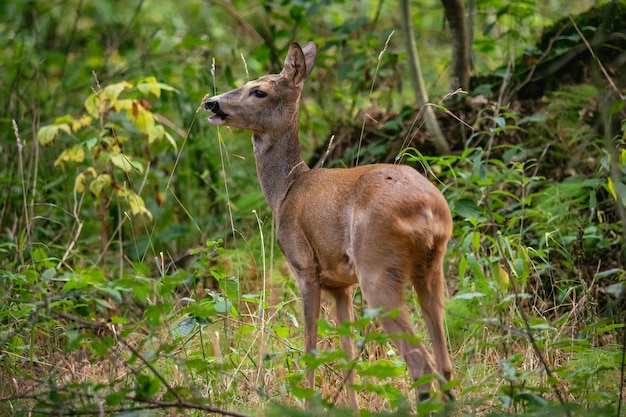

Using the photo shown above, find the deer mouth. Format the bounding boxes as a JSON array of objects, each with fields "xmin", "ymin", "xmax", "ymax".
[{"xmin": 204, "ymin": 99, "xmax": 228, "ymax": 125}]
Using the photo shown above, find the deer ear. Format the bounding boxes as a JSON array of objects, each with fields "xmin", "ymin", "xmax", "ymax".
[
  {"xmin": 282, "ymin": 42, "xmax": 317, "ymax": 86},
  {"xmin": 300, "ymin": 41, "xmax": 317, "ymax": 78}
]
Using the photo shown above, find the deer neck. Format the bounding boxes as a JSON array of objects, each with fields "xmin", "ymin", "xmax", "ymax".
[{"xmin": 252, "ymin": 127, "xmax": 310, "ymax": 213}]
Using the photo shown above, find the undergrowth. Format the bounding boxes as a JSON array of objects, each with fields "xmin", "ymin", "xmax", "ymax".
[{"xmin": 0, "ymin": 70, "xmax": 624, "ymax": 416}]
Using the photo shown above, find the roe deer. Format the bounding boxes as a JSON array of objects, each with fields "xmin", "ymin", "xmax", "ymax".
[{"xmin": 203, "ymin": 41, "xmax": 454, "ymax": 406}]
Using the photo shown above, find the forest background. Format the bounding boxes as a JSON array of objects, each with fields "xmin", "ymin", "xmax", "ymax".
[{"xmin": 0, "ymin": 0, "xmax": 625, "ymax": 416}]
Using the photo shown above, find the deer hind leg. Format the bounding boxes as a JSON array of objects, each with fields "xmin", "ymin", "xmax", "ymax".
[
  {"xmin": 357, "ymin": 265, "xmax": 437, "ymax": 400},
  {"xmin": 411, "ymin": 240, "xmax": 455, "ymax": 400},
  {"xmin": 328, "ymin": 286, "xmax": 358, "ymax": 407}
]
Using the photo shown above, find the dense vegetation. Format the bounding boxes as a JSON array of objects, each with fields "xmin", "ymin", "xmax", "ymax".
[{"xmin": 0, "ymin": 0, "xmax": 624, "ymax": 416}]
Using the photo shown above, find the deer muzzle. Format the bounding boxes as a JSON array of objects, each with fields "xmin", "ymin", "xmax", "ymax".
[{"xmin": 204, "ymin": 99, "xmax": 228, "ymax": 125}]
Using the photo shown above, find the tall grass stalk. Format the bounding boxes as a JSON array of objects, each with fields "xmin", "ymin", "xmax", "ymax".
[
  {"xmin": 253, "ymin": 209, "xmax": 269, "ymax": 394},
  {"xmin": 13, "ymin": 120, "xmax": 29, "ymax": 266}
]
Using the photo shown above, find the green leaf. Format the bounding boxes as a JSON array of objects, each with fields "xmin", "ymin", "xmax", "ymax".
[
  {"xmin": 185, "ymin": 358, "xmax": 210, "ymax": 372},
  {"xmin": 606, "ymin": 282, "xmax": 626, "ymax": 299},
  {"xmin": 105, "ymin": 391, "xmax": 127, "ymax": 406},
  {"xmin": 38, "ymin": 125, "xmax": 59, "ymax": 146},
  {"xmin": 518, "ymin": 112, "xmax": 547, "ymax": 124},
  {"xmin": 41, "ymin": 268, "xmax": 56, "ymax": 281},
  {"xmin": 358, "ymin": 359, "xmax": 402, "ymax": 378},
  {"xmin": 240, "ymin": 323, "xmax": 255, "ymax": 336},
  {"xmin": 172, "ymin": 317, "xmax": 197, "ymax": 337},
  {"xmin": 609, "ymin": 99, "xmax": 624, "ymax": 115},
  {"xmin": 454, "ymin": 198, "xmax": 485, "ymax": 221},
  {"xmin": 274, "ymin": 326, "xmax": 289, "ymax": 339},
  {"xmin": 454, "ymin": 292, "xmax": 486, "ymax": 300},
  {"xmin": 134, "ymin": 374, "xmax": 160, "ymax": 400},
  {"xmin": 145, "ymin": 305, "xmax": 163, "ymax": 327},
  {"xmin": 515, "ymin": 391, "xmax": 550, "ymax": 407},
  {"xmin": 94, "ymin": 298, "xmax": 113, "ymax": 310},
  {"xmin": 213, "ymin": 297, "xmax": 233, "ymax": 314},
  {"xmin": 223, "ymin": 275, "xmax": 240, "ymax": 302}
]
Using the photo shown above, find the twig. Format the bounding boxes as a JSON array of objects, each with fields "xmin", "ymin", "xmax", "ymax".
[
  {"xmin": 356, "ymin": 31, "xmax": 395, "ymax": 166},
  {"xmin": 506, "ymin": 22, "xmax": 570, "ymax": 103},
  {"xmin": 213, "ymin": 0, "xmax": 264, "ymax": 46},
  {"xmin": 569, "ymin": 16, "xmax": 624, "ymax": 100},
  {"xmin": 2, "ymin": 388, "xmax": 253, "ymax": 417}
]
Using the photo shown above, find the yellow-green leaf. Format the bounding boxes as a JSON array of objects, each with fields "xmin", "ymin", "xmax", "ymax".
[
  {"xmin": 147, "ymin": 124, "xmax": 164, "ymax": 144},
  {"xmin": 133, "ymin": 107, "xmax": 155, "ymax": 134},
  {"xmin": 137, "ymin": 77, "xmax": 178, "ymax": 97},
  {"xmin": 75, "ymin": 172, "xmax": 86, "ymax": 193},
  {"xmin": 38, "ymin": 124, "xmax": 71, "ymax": 146},
  {"xmin": 607, "ymin": 177, "xmax": 626, "ymax": 206},
  {"xmin": 118, "ymin": 189, "xmax": 152, "ymax": 220},
  {"xmin": 110, "ymin": 154, "xmax": 143, "ymax": 174},
  {"xmin": 102, "ymin": 81, "xmax": 132, "ymax": 104},
  {"xmin": 163, "ymin": 131, "xmax": 177, "ymax": 151},
  {"xmin": 38, "ymin": 125, "xmax": 59, "ymax": 146},
  {"xmin": 54, "ymin": 145, "xmax": 85, "ymax": 167},
  {"xmin": 89, "ymin": 174, "xmax": 112, "ymax": 198},
  {"xmin": 608, "ymin": 177, "xmax": 616, "ymax": 199},
  {"xmin": 71, "ymin": 115, "xmax": 93, "ymax": 131},
  {"xmin": 114, "ymin": 99, "xmax": 134, "ymax": 112},
  {"xmin": 84, "ymin": 94, "xmax": 100, "ymax": 118},
  {"xmin": 84, "ymin": 167, "xmax": 97, "ymax": 178}
]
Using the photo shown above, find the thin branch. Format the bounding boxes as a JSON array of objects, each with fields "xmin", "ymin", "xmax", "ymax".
[
  {"xmin": 506, "ymin": 22, "xmax": 570, "ymax": 103},
  {"xmin": 569, "ymin": 16, "xmax": 624, "ymax": 100},
  {"xmin": 356, "ymin": 31, "xmax": 395, "ymax": 166},
  {"xmin": 2, "ymin": 387, "xmax": 253, "ymax": 417}
]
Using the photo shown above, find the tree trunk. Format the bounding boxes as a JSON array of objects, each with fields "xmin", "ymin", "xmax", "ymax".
[
  {"xmin": 441, "ymin": 0, "xmax": 470, "ymax": 91},
  {"xmin": 399, "ymin": 0, "xmax": 450, "ymax": 154}
]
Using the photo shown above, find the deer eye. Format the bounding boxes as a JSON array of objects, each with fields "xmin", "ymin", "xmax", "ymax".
[{"xmin": 250, "ymin": 89, "xmax": 267, "ymax": 98}]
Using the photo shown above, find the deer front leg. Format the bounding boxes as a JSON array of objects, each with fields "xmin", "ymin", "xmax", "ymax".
[
  {"xmin": 328, "ymin": 286, "xmax": 357, "ymax": 408},
  {"xmin": 291, "ymin": 268, "xmax": 321, "ymax": 403}
]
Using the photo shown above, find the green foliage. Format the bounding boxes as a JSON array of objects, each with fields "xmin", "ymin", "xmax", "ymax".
[{"xmin": 1, "ymin": 0, "xmax": 624, "ymax": 416}]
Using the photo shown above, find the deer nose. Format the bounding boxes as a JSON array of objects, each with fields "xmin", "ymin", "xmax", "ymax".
[{"xmin": 204, "ymin": 99, "xmax": 218, "ymax": 112}]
